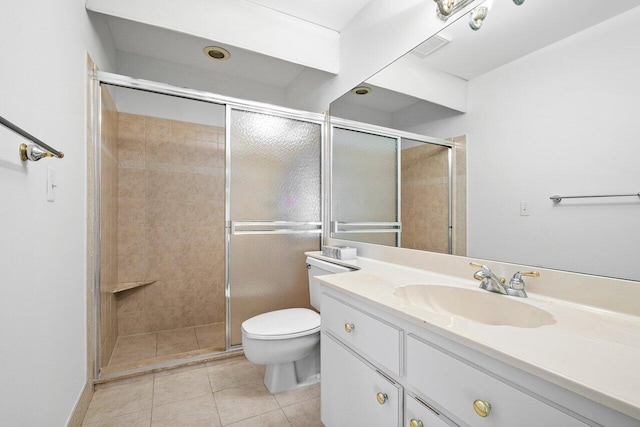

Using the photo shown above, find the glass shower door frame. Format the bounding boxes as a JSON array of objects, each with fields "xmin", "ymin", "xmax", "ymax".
[
  {"xmin": 91, "ymin": 70, "xmax": 326, "ymax": 378},
  {"xmin": 224, "ymin": 104, "xmax": 326, "ymax": 350},
  {"xmin": 328, "ymin": 117, "xmax": 455, "ymax": 253},
  {"xmin": 329, "ymin": 119, "xmax": 403, "ymax": 246}
]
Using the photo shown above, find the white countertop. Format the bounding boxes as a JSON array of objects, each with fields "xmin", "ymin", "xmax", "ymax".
[{"xmin": 308, "ymin": 252, "xmax": 640, "ymax": 421}]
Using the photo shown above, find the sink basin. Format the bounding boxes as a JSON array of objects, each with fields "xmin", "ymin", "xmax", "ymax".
[{"xmin": 394, "ymin": 285, "xmax": 556, "ymax": 328}]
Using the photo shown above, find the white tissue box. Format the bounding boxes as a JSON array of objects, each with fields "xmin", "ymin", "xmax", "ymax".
[{"xmin": 322, "ymin": 245, "xmax": 357, "ymax": 260}]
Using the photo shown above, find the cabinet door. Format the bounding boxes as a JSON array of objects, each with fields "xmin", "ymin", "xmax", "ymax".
[
  {"xmin": 405, "ymin": 394, "xmax": 456, "ymax": 427},
  {"xmin": 321, "ymin": 332, "xmax": 402, "ymax": 427},
  {"xmin": 406, "ymin": 335, "xmax": 589, "ymax": 427}
]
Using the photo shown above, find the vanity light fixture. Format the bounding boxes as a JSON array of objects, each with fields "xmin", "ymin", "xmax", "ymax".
[
  {"xmin": 469, "ymin": 5, "xmax": 488, "ymax": 31},
  {"xmin": 203, "ymin": 46, "xmax": 230, "ymax": 60},
  {"xmin": 434, "ymin": 0, "xmax": 524, "ymax": 31},
  {"xmin": 434, "ymin": 0, "xmax": 475, "ymax": 20},
  {"xmin": 351, "ymin": 86, "xmax": 372, "ymax": 96}
]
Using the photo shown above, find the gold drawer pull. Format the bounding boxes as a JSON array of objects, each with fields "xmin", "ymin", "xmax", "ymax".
[
  {"xmin": 344, "ymin": 323, "xmax": 355, "ymax": 333},
  {"xmin": 376, "ymin": 392, "xmax": 388, "ymax": 405},
  {"xmin": 473, "ymin": 399, "xmax": 492, "ymax": 417},
  {"xmin": 409, "ymin": 419, "xmax": 424, "ymax": 427}
]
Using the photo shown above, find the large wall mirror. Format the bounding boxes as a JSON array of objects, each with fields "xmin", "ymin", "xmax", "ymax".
[{"xmin": 330, "ymin": 0, "xmax": 640, "ymax": 281}]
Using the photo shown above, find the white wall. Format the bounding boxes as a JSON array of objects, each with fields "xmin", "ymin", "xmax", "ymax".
[
  {"xmin": 404, "ymin": 7, "xmax": 640, "ymax": 280},
  {"xmin": 0, "ymin": 1, "xmax": 115, "ymax": 425},
  {"xmin": 330, "ymin": 102, "xmax": 393, "ymax": 128},
  {"xmin": 116, "ymin": 51, "xmax": 287, "ymax": 108},
  {"xmin": 109, "ymin": 85, "xmax": 226, "ymax": 127},
  {"xmin": 366, "ymin": 56, "xmax": 468, "ymax": 113}
]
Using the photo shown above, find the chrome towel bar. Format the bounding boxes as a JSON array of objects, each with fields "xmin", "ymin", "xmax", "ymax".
[
  {"xmin": 0, "ymin": 115, "xmax": 64, "ymax": 160},
  {"xmin": 550, "ymin": 193, "xmax": 640, "ymax": 203}
]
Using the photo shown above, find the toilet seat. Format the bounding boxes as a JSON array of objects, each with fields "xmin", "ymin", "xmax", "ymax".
[{"xmin": 242, "ymin": 308, "xmax": 320, "ymax": 340}]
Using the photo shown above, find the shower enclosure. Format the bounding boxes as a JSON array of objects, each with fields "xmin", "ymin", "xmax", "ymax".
[
  {"xmin": 92, "ymin": 72, "xmax": 323, "ymax": 378},
  {"xmin": 329, "ymin": 118, "xmax": 458, "ymax": 254}
]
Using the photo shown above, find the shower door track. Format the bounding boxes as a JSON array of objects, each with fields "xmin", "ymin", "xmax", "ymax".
[{"xmin": 90, "ymin": 71, "xmax": 326, "ymax": 380}]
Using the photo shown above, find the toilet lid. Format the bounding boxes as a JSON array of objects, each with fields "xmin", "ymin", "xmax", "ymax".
[{"xmin": 242, "ymin": 308, "xmax": 320, "ymax": 340}]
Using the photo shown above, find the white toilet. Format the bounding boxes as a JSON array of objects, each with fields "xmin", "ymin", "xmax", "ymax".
[{"xmin": 242, "ymin": 256, "xmax": 352, "ymax": 393}]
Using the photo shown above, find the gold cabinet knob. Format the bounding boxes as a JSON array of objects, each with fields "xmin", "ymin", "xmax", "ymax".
[
  {"xmin": 344, "ymin": 323, "xmax": 355, "ymax": 333},
  {"xmin": 409, "ymin": 419, "xmax": 424, "ymax": 427},
  {"xmin": 473, "ymin": 399, "xmax": 492, "ymax": 417},
  {"xmin": 376, "ymin": 392, "xmax": 388, "ymax": 405}
]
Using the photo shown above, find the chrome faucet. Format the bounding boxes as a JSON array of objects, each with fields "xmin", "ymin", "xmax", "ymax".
[
  {"xmin": 505, "ymin": 271, "xmax": 540, "ymax": 298},
  {"xmin": 470, "ymin": 262, "xmax": 507, "ymax": 295},
  {"xmin": 470, "ymin": 262, "xmax": 540, "ymax": 298}
]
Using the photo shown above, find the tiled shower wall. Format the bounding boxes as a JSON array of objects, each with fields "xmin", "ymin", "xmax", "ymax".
[
  {"xmin": 401, "ymin": 138, "xmax": 467, "ymax": 256},
  {"xmin": 115, "ymin": 113, "xmax": 226, "ymax": 336},
  {"xmin": 99, "ymin": 87, "xmax": 119, "ymax": 365},
  {"xmin": 450, "ymin": 135, "xmax": 467, "ymax": 257},
  {"xmin": 401, "ymin": 144, "xmax": 450, "ymax": 253}
]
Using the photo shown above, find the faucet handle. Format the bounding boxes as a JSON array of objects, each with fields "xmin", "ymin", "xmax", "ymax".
[
  {"xmin": 511, "ymin": 271, "xmax": 540, "ymax": 284},
  {"xmin": 470, "ymin": 262, "xmax": 506, "ymax": 283},
  {"xmin": 470, "ymin": 261, "xmax": 486, "ymax": 269},
  {"xmin": 506, "ymin": 271, "xmax": 540, "ymax": 298}
]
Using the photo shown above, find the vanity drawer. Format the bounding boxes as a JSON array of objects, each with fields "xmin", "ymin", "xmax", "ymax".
[
  {"xmin": 405, "ymin": 393, "xmax": 457, "ymax": 427},
  {"xmin": 322, "ymin": 293, "xmax": 402, "ymax": 375},
  {"xmin": 406, "ymin": 335, "xmax": 589, "ymax": 427}
]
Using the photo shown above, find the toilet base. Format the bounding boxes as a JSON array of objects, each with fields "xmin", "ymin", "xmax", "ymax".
[
  {"xmin": 264, "ymin": 363, "xmax": 320, "ymax": 393},
  {"xmin": 263, "ymin": 344, "xmax": 320, "ymax": 393}
]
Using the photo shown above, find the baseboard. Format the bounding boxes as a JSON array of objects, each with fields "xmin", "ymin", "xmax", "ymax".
[{"xmin": 66, "ymin": 381, "xmax": 94, "ymax": 427}]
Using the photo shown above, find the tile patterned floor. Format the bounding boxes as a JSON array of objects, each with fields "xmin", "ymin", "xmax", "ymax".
[
  {"xmin": 104, "ymin": 323, "xmax": 225, "ymax": 373},
  {"xmin": 83, "ymin": 356, "xmax": 322, "ymax": 426}
]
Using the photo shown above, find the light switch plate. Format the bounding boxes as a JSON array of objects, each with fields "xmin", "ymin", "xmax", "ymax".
[
  {"xmin": 47, "ymin": 166, "xmax": 56, "ymax": 202},
  {"xmin": 520, "ymin": 201, "xmax": 530, "ymax": 216}
]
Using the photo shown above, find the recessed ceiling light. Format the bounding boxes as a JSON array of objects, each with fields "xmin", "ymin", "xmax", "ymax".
[
  {"xmin": 203, "ymin": 46, "xmax": 230, "ymax": 60},
  {"xmin": 351, "ymin": 86, "xmax": 372, "ymax": 96}
]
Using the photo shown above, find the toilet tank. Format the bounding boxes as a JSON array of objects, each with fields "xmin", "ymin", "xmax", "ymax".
[{"xmin": 306, "ymin": 256, "xmax": 353, "ymax": 311}]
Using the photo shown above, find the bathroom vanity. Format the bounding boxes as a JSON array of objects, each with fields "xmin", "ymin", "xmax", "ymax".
[{"xmin": 310, "ymin": 253, "xmax": 640, "ymax": 427}]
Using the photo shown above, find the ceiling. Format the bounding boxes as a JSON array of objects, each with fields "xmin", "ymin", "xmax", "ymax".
[
  {"xmin": 101, "ymin": 0, "xmax": 375, "ymax": 93},
  {"xmin": 106, "ymin": 16, "xmax": 308, "ymax": 88},
  {"xmin": 246, "ymin": 0, "xmax": 372, "ymax": 31},
  {"xmin": 415, "ymin": 0, "xmax": 640, "ymax": 80},
  {"xmin": 99, "ymin": 0, "xmax": 639, "ymax": 113},
  {"xmin": 337, "ymin": 0, "xmax": 640, "ymax": 113}
]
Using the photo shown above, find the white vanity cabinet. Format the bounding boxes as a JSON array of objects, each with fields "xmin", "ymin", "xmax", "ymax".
[
  {"xmin": 320, "ymin": 289, "xmax": 609, "ymax": 427},
  {"xmin": 321, "ymin": 332, "xmax": 402, "ymax": 426}
]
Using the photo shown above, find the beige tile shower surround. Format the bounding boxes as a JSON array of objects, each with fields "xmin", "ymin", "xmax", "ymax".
[
  {"xmin": 400, "ymin": 136, "xmax": 466, "ymax": 256},
  {"xmin": 82, "ymin": 356, "xmax": 321, "ymax": 426},
  {"xmin": 115, "ymin": 113, "xmax": 226, "ymax": 339},
  {"xmin": 401, "ymin": 143, "xmax": 449, "ymax": 253}
]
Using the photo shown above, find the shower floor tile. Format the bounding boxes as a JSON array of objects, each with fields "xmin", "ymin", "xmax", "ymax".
[
  {"xmin": 156, "ymin": 327, "xmax": 199, "ymax": 357},
  {"xmin": 85, "ymin": 356, "xmax": 322, "ymax": 426},
  {"xmin": 195, "ymin": 322, "xmax": 226, "ymax": 350},
  {"xmin": 105, "ymin": 322, "xmax": 225, "ymax": 373},
  {"xmin": 109, "ymin": 333, "xmax": 157, "ymax": 366}
]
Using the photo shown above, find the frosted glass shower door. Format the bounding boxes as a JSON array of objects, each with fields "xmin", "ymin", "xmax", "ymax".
[
  {"xmin": 228, "ymin": 109, "xmax": 321, "ymax": 346},
  {"xmin": 331, "ymin": 127, "xmax": 400, "ymax": 246}
]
